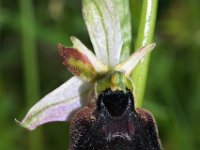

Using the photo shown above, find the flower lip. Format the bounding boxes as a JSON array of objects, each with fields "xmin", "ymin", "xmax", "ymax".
[{"xmin": 107, "ymin": 132, "xmax": 132, "ymax": 142}]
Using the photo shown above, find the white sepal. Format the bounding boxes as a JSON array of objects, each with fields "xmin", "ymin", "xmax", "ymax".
[
  {"xmin": 82, "ymin": 0, "xmax": 122, "ymax": 67},
  {"xmin": 18, "ymin": 76, "xmax": 93, "ymax": 130}
]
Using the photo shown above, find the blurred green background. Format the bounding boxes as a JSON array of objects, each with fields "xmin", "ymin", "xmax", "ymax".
[{"xmin": 0, "ymin": 0, "xmax": 200, "ymax": 149}]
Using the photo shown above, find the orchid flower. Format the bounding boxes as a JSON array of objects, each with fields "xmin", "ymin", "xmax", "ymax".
[{"xmin": 18, "ymin": 0, "xmax": 155, "ymax": 130}]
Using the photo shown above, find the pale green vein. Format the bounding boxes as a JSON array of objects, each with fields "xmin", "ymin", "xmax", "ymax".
[{"xmin": 93, "ymin": 0, "xmax": 110, "ymax": 67}]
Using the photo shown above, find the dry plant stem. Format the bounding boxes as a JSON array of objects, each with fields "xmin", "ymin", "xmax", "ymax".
[{"xmin": 131, "ymin": 0, "xmax": 158, "ymax": 107}]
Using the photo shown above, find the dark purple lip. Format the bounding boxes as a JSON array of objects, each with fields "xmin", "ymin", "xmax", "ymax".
[{"xmin": 106, "ymin": 132, "xmax": 131, "ymax": 141}]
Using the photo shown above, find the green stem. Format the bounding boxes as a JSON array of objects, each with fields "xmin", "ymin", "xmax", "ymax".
[
  {"xmin": 0, "ymin": 73, "xmax": 2, "ymax": 99},
  {"xmin": 19, "ymin": 0, "xmax": 44, "ymax": 149},
  {"xmin": 131, "ymin": 0, "xmax": 158, "ymax": 107}
]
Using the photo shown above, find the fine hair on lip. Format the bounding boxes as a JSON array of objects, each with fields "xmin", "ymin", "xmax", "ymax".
[{"xmin": 107, "ymin": 132, "xmax": 132, "ymax": 141}]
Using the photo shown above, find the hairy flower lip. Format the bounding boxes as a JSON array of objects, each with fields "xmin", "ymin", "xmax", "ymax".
[{"xmin": 107, "ymin": 132, "xmax": 131, "ymax": 141}]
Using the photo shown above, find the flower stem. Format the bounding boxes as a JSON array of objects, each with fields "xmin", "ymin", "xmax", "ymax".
[
  {"xmin": 19, "ymin": 0, "xmax": 44, "ymax": 149},
  {"xmin": 131, "ymin": 0, "xmax": 158, "ymax": 107}
]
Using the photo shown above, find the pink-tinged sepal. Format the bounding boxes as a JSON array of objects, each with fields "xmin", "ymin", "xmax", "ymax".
[
  {"xmin": 58, "ymin": 44, "xmax": 97, "ymax": 82},
  {"xmin": 17, "ymin": 77, "xmax": 93, "ymax": 130}
]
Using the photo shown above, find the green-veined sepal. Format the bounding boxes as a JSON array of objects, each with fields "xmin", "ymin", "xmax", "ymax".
[{"xmin": 17, "ymin": 77, "xmax": 93, "ymax": 130}]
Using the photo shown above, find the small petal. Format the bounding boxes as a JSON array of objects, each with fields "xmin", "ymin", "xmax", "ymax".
[
  {"xmin": 19, "ymin": 77, "xmax": 93, "ymax": 130},
  {"xmin": 58, "ymin": 44, "xmax": 97, "ymax": 81},
  {"xmin": 115, "ymin": 43, "xmax": 156, "ymax": 76},
  {"xmin": 82, "ymin": 0, "xmax": 122, "ymax": 67},
  {"xmin": 70, "ymin": 36, "xmax": 108, "ymax": 75}
]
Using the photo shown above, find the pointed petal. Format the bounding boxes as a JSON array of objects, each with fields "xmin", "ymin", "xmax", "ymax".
[
  {"xmin": 58, "ymin": 44, "xmax": 97, "ymax": 81},
  {"xmin": 115, "ymin": 43, "xmax": 156, "ymax": 76},
  {"xmin": 19, "ymin": 77, "xmax": 93, "ymax": 130},
  {"xmin": 82, "ymin": 0, "xmax": 122, "ymax": 67},
  {"xmin": 70, "ymin": 36, "xmax": 108, "ymax": 75}
]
